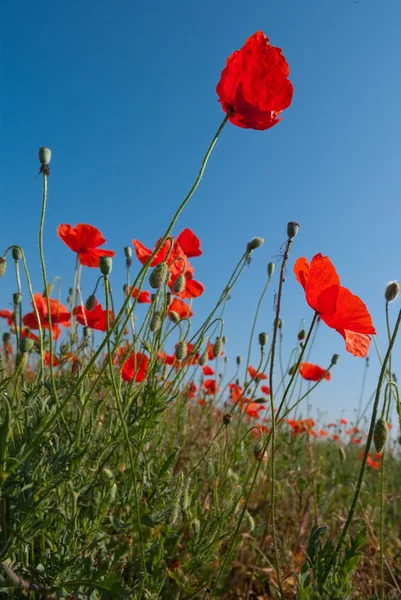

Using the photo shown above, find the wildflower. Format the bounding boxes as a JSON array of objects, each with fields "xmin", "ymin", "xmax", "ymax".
[
  {"xmin": 121, "ymin": 352, "xmax": 149, "ymax": 382},
  {"xmin": 131, "ymin": 287, "xmax": 151, "ymax": 303},
  {"xmin": 340, "ymin": 418, "xmax": 348, "ymax": 425},
  {"xmin": 299, "ymin": 362, "xmax": 331, "ymax": 382},
  {"xmin": 248, "ymin": 365, "xmax": 267, "ymax": 380},
  {"xmin": 158, "ymin": 351, "xmax": 175, "ymax": 366},
  {"xmin": 294, "ymin": 253, "xmax": 376, "ymax": 357},
  {"xmin": 203, "ymin": 379, "xmax": 220, "ymax": 395},
  {"xmin": 202, "ymin": 365, "xmax": 215, "ymax": 376},
  {"xmin": 185, "ymin": 382, "xmax": 198, "ymax": 399},
  {"xmin": 23, "ymin": 294, "xmax": 71, "ymax": 340},
  {"xmin": 168, "ymin": 298, "xmax": 193, "ymax": 320},
  {"xmin": 228, "ymin": 383, "xmax": 243, "ymax": 403},
  {"xmin": 0, "ymin": 310, "xmax": 13, "ymax": 326},
  {"xmin": 73, "ymin": 303, "xmax": 113, "ymax": 332},
  {"xmin": 216, "ymin": 31, "xmax": 293, "ymax": 130},
  {"xmin": 243, "ymin": 402, "xmax": 264, "ymax": 419},
  {"xmin": 57, "ymin": 223, "xmax": 115, "ymax": 268},
  {"xmin": 44, "ymin": 351, "xmax": 60, "ymax": 367},
  {"xmin": 260, "ymin": 385, "xmax": 270, "ymax": 395}
]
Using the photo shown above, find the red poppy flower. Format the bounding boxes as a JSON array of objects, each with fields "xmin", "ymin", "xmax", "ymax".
[
  {"xmin": 168, "ymin": 298, "xmax": 193, "ymax": 320},
  {"xmin": 216, "ymin": 31, "xmax": 293, "ymax": 130},
  {"xmin": 23, "ymin": 294, "xmax": 71, "ymax": 340},
  {"xmin": 158, "ymin": 351, "xmax": 176, "ymax": 366},
  {"xmin": 294, "ymin": 253, "xmax": 376, "ymax": 358},
  {"xmin": 131, "ymin": 287, "xmax": 151, "ymax": 303},
  {"xmin": 228, "ymin": 383, "xmax": 243, "ymax": 403},
  {"xmin": 261, "ymin": 385, "xmax": 270, "ymax": 395},
  {"xmin": 57, "ymin": 223, "xmax": 115, "ymax": 268},
  {"xmin": 186, "ymin": 382, "xmax": 198, "ymax": 399},
  {"xmin": 73, "ymin": 303, "xmax": 113, "ymax": 332},
  {"xmin": 248, "ymin": 365, "xmax": 267, "ymax": 380},
  {"xmin": 202, "ymin": 365, "xmax": 215, "ymax": 376},
  {"xmin": 207, "ymin": 343, "xmax": 224, "ymax": 360},
  {"xmin": 0, "ymin": 310, "xmax": 13, "ymax": 325},
  {"xmin": 243, "ymin": 402, "xmax": 264, "ymax": 419},
  {"xmin": 203, "ymin": 379, "xmax": 220, "ymax": 395},
  {"xmin": 299, "ymin": 362, "xmax": 331, "ymax": 382},
  {"xmin": 121, "ymin": 352, "xmax": 149, "ymax": 382},
  {"xmin": 21, "ymin": 327, "xmax": 39, "ymax": 341},
  {"xmin": 44, "ymin": 351, "xmax": 60, "ymax": 367},
  {"xmin": 340, "ymin": 418, "xmax": 348, "ymax": 425}
]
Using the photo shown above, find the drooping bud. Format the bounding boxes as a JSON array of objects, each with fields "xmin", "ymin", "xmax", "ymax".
[
  {"xmin": 331, "ymin": 354, "xmax": 340, "ymax": 365},
  {"xmin": 0, "ymin": 257, "xmax": 6, "ymax": 278},
  {"xmin": 297, "ymin": 329, "xmax": 305, "ymax": 341},
  {"xmin": 373, "ymin": 417, "xmax": 388, "ymax": 453},
  {"xmin": 199, "ymin": 351, "xmax": 208, "ymax": 366},
  {"xmin": 169, "ymin": 311, "xmax": 180, "ymax": 324},
  {"xmin": 236, "ymin": 356, "xmax": 242, "ymax": 366},
  {"xmin": 124, "ymin": 246, "xmax": 132, "ymax": 259},
  {"xmin": 166, "ymin": 292, "xmax": 173, "ymax": 307},
  {"xmin": 267, "ymin": 262, "xmax": 275, "ymax": 278},
  {"xmin": 173, "ymin": 274, "xmax": 186, "ymax": 294},
  {"xmin": 19, "ymin": 337, "xmax": 34, "ymax": 353},
  {"xmin": 258, "ymin": 332, "xmax": 268, "ymax": 347},
  {"xmin": 246, "ymin": 237, "xmax": 264, "ymax": 252},
  {"xmin": 212, "ymin": 337, "xmax": 223, "ymax": 358},
  {"xmin": 86, "ymin": 295, "xmax": 96, "ymax": 311},
  {"xmin": 288, "ymin": 363, "xmax": 297, "ymax": 376},
  {"xmin": 100, "ymin": 256, "xmax": 112, "ymax": 276},
  {"xmin": 175, "ymin": 341, "xmax": 188, "ymax": 361},
  {"xmin": 150, "ymin": 312, "xmax": 162, "ymax": 332},
  {"xmin": 385, "ymin": 281, "xmax": 400, "ymax": 303},
  {"xmin": 287, "ymin": 222, "xmax": 299, "ymax": 240},
  {"xmin": 12, "ymin": 247, "xmax": 22, "ymax": 261},
  {"xmin": 38, "ymin": 147, "xmax": 52, "ymax": 165},
  {"xmin": 223, "ymin": 413, "xmax": 232, "ymax": 426},
  {"xmin": 13, "ymin": 293, "xmax": 22, "ymax": 305},
  {"xmin": 149, "ymin": 263, "xmax": 169, "ymax": 289}
]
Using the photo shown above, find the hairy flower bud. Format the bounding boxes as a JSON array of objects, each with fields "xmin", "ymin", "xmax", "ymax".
[
  {"xmin": 38, "ymin": 147, "xmax": 51, "ymax": 165},
  {"xmin": 86, "ymin": 294, "xmax": 96, "ymax": 311},
  {"xmin": 331, "ymin": 354, "xmax": 340, "ymax": 365},
  {"xmin": 12, "ymin": 247, "xmax": 22, "ymax": 261},
  {"xmin": 287, "ymin": 221, "xmax": 299, "ymax": 240},
  {"xmin": 223, "ymin": 413, "xmax": 232, "ymax": 426},
  {"xmin": 150, "ymin": 312, "xmax": 162, "ymax": 332},
  {"xmin": 173, "ymin": 274, "xmax": 186, "ymax": 294},
  {"xmin": 258, "ymin": 332, "xmax": 268, "ymax": 347},
  {"xmin": 297, "ymin": 329, "xmax": 305, "ymax": 341},
  {"xmin": 373, "ymin": 417, "xmax": 388, "ymax": 453},
  {"xmin": 199, "ymin": 351, "xmax": 208, "ymax": 366},
  {"xmin": 246, "ymin": 237, "xmax": 264, "ymax": 252},
  {"xmin": 20, "ymin": 337, "xmax": 34, "ymax": 353},
  {"xmin": 212, "ymin": 337, "xmax": 223, "ymax": 358},
  {"xmin": 100, "ymin": 256, "xmax": 112, "ymax": 276},
  {"xmin": 149, "ymin": 263, "xmax": 169, "ymax": 289},
  {"xmin": 0, "ymin": 257, "xmax": 7, "ymax": 278},
  {"xmin": 267, "ymin": 262, "xmax": 275, "ymax": 278},
  {"xmin": 385, "ymin": 281, "xmax": 400, "ymax": 303},
  {"xmin": 169, "ymin": 311, "xmax": 180, "ymax": 324},
  {"xmin": 175, "ymin": 341, "xmax": 188, "ymax": 361},
  {"xmin": 236, "ymin": 356, "xmax": 242, "ymax": 366}
]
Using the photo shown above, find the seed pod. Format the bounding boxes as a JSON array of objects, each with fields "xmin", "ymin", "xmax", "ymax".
[
  {"xmin": 175, "ymin": 341, "xmax": 188, "ymax": 361},
  {"xmin": 253, "ymin": 442, "xmax": 266, "ymax": 462},
  {"xmin": 86, "ymin": 295, "xmax": 96, "ymax": 311},
  {"xmin": 259, "ymin": 332, "xmax": 268, "ymax": 347},
  {"xmin": 0, "ymin": 257, "xmax": 6, "ymax": 278},
  {"xmin": 331, "ymin": 354, "xmax": 340, "ymax": 365},
  {"xmin": 385, "ymin": 281, "xmax": 400, "ymax": 303},
  {"xmin": 12, "ymin": 247, "xmax": 22, "ymax": 261},
  {"xmin": 212, "ymin": 337, "xmax": 223, "ymax": 358},
  {"xmin": 13, "ymin": 293, "xmax": 22, "ymax": 305},
  {"xmin": 38, "ymin": 147, "xmax": 51, "ymax": 165},
  {"xmin": 246, "ymin": 237, "xmax": 264, "ymax": 252},
  {"xmin": 149, "ymin": 263, "xmax": 169, "ymax": 289},
  {"xmin": 124, "ymin": 246, "xmax": 132, "ymax": 259},
  {"xmin": 267, "ymin": 262, "xmax": 275, "ymax": 278},
  {"xmin": 19, "ymin": 337, "xmax": 34, "ymax": 353},
  {"xmin": 297, "ymin": 329, "xmax": 306, "ymax": 341},
  {"xmin": 223, "ymin": 413, "xmax": 232, "ymax": 426},
  {"xmin": 173, "ymin": 274, "xmax": 186, "ymax": 294},
  {"xmin": 150, "ymin": 312, "xmax": 162, "ymax": 332},
  {"xmin": 199, "ymin": 351, "xmax": 208, "ymax": 366},
  {"xmin": 100, "ymin": 256, "xmax": 112, "ymax": 276},
  {"xmin": 236, "ymin": 356, "xmax": 242, "ymax": 366},
  {"xmin": 287, "ymin": 221, "xmax": 299, "ymax": 240},
  {"xmin": 373, "ymin": 417, "xmax": 388, "ymax": 453}
]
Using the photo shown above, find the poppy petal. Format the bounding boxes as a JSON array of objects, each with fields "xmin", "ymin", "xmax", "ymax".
[
  {"xmin": 176, "ymin": 229, "xmax": 202, "ymax": 258},
  {"xmin": 322, "ymin": 287, "xmax": 376, "ymax": 335}
]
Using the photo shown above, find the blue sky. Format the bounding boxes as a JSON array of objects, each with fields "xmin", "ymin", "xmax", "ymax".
[{"xmin": 1, "ymin": 0, "xmax": 401, "ymax": 423}]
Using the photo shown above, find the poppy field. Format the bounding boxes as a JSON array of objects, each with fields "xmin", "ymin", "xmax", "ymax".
[{"xmin": 1, "ymin": 31, "xmax": 401, "ymax": 600}]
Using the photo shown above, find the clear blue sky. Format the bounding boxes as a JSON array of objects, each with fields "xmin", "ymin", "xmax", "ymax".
[{"xmin": 1, "ymin": 0, "xmax": 401, "ymax": 423}]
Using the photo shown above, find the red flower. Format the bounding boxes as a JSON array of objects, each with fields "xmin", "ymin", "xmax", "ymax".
[
  {"xmin": 131, "ymin": 287, "xmax": 151, "ymax": 303},
  {"xmin": 340, "ymin": 418, "xmax": 348, "ymax": 425},
  {"xmin": 217, "ymin": 31, "xmax": 293, "ymax": 130},
  {"xmin": 23, "ymin": 294, "xmax": 70, "ymax": 340},
  {"xmin": 299, "ymin": 362, "xmax": 331, "ymax": 382},
  {"xmin": 207, "ymin": 343, "xmax": 224, "ymax": 360},
  {"xmin": 44, "ymin": 351, "xmax": 60, "ymax": 367},
  {"xmin": 243, "ymin": 402, "xmax": 264, "ymax": 419},
  {"xmin": 228, "ymin": 383, "xmax": 243, "ymax": 403},
  {"xmin": 261, "ymin": 385, "xmax": 270, "ymax": 395},
  {"xmin": 202, "ymin": 365, "xmax": 215, "ymax": 376},
  {"xmin": 73, "ymin": 303, "xmax": 113, "ymax": 332},
  {"xmin": 168, "ymin": 298, "xmax": 193, "ymax": 320},
  {"xmin": 294, "ymin": 253, "xmax": 376, "ymax": 358},
  {"xmin": 185, "ymin": 382, "xmax": 198, "ymax": 399},
  {"xmin": 121, "ymin": 352, "xmax": 149, "ymax": 382},
  {"xmin": 248, "ymin": 365, "xmax": 267, "ymax": 380},
  {"xmin": 158, "ymin": 351, "xmax": 176, "ymax": 366},
  {"xmin": 203, "ymin": 379, "xmax": 220, "ymax": 395},
  {"xmin": 0, "ymin": 310, "xmax": 13, "ymax": 325},
  {"xmin": 57, "ymin": 223, "xmax": 115, "ymax": 268},
  {"xmin": 133, "ymin": 229, "xmax": 204, "ymax": 300}
]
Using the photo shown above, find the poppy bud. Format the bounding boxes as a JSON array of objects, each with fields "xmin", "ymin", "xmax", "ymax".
[
  {"xmin": 100, "ymin": 256, "xmax": 112, "ymax": 276},
  {"xmin": 150, "ymin": 312, "xmax": 162, "ymax": 332},
  {"xmin": 16, "ymin": 352, "xmax": 28, "ymax": 372},
  {"xmin": 199, "ymin": 351, "xmax": 208, "ymax": 366},
  {"xmin": 288, "ymin": 363, "xmax": 297, "ymax": 375},
  {"xmin": 19, "ymin": 337, "xmax": 34, "ymax": 353},
  {"xmin": 175, "ymin": 341, "xmax": 188, "ymax": 361},
  {"xmin": 149, "ymin": 263, "xmax": 169, "ymax": 289},
  {"xmin": 173, "ymin": 274, "xmax": 186, "ymax": 294},
  {"xmin": 212, "ymin": 337, "xmax": 223, "ymax": 358},
  {"xmin": 267, "ymin": 262, "xmax": 275, "ymax": 278},
  {"xmin": 2, "ymin": 333, "xmax": 11, "ymax": 344},
  {"xmin": 258, "ymin": 332, "xmax": 268, "ymax": 347},
  {"xmin": 166, "ymin": 292, "xmax": 173, "ymax": 306},
  {"xmin": 246, "ymin": 237, "xmax": 264, "ymax": 252},
  {"xmin": 223, "ymin": 413, "xmax": 232, "ymax": 426},
  {"xmin": 83, "ymin": 326, "xmax": 91, "ymax": 338},
  {"xmin": 287, "ymin": 222, "xmax": 299, "ymax": 240},
  {"xmin": 123, "ymin": 284, "xmax": 129, "ymax": 296},
  {"xmin": 297, "ymin": 329, "xmax": 305, "ymax": 341},
  {"xmin": 0, "ymin": 257, "xmax": 6, "ymax": 278},
  {"xmin": 124, "ymin": 246, "xmax": 132, "ymax": 259},
  {"xmin": 86, "ymin": 295, "xmax": 96, "ymax": 311},
  {"xmin": 236, "ymin": 356, "xmax": 242, "ymax": 366},
  {"xmin": 13, "ymin": 292, "xmax": 22, "ymax": 305},
  {"xmin": 274, "ymin": 318, "xmax": 283, "ymax": 329},
  {"xmin": 169, "ymin": 311, "xmax": 180, "ymax": 324},
  {"xmin": 12, "ymin": 247, "xmax": 22, "ymax": 261},
  {"xmin": 385, "ymin": 281, "xmax": 400, "ymax": 303},
  {"xmin": 331, "ymin": 354, "xmax": 340, "ymax": 365},
  {"xmin": 373, "ymin": 417, "xmax": 388, "ymax": 453},
  {"xmin": 38, "ymin": 147, "xmax": 51, "ymax": 165}
]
